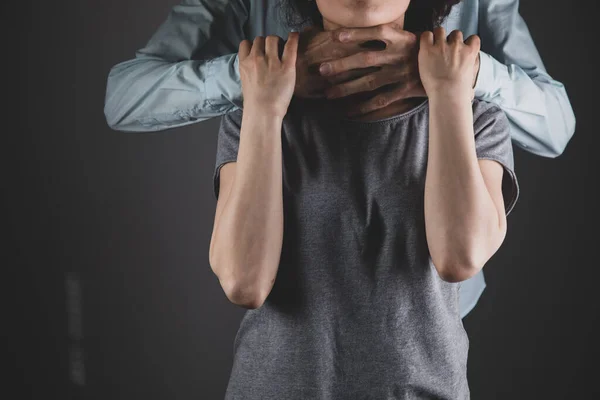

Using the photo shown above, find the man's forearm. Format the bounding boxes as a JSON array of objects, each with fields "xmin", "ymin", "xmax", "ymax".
[
  {"xmin": 473, "ymin": 51, "xmax": 575, "ymax": 157},
  {"xmin": 104, "ymin": 0, "xmax": 249, "ymax": 132},
  {"xmin": 104, "ymin": 55, "xmax": 243, "ymax": 132},
  {"xmin": 476, "ymin": 0, "xmax": 576, "ymax": 157},
  {"xmin": 424, "ymin": 95, "xmax": 505, "ymax": 282}
]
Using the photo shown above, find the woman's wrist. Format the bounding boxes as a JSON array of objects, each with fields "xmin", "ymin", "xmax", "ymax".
[
  {"xmin": 241, "ymin": 105, "xmax": 286, "ymax": 135},
  {"xmin": 427, "ymin": 88, "xmax": 473, "ymax": 108},
  {"xmin": 243, "ymin": 100, "xmax": 289, "ymax": 120},
  {"xmin": 244, "ymin": 102, "xmax": 286, "ymax": 118},
  {"xmin": 427, "ymin": 91, "xmax": 474, "ymax": 138}
]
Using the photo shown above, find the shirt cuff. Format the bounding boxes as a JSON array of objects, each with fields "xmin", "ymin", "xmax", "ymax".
[
  {"xmin": 204, "ymin": 54, "xmax": 244, "ymax": 111},
  {"xmin": 474, "ymin": 51, "xmax": 509, "ymax": 100}
]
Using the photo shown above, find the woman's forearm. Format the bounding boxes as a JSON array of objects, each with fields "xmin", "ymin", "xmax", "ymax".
[
  {"xmin": 424, "ymin": 94, "xmax": 504, "ymax": 282},
  {"xmin": 213, "ymin": 107, "xmax": 285, "ymax": 307}
]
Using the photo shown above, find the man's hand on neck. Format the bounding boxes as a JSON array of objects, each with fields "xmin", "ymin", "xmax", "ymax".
[{"xmin": 294, "ymin": 19, "xmax": 426, "ymax": 117}]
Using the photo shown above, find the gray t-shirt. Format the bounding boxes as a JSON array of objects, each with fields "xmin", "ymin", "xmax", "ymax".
[{"xmin": 213, "ymin": 97, "xmax": 519, "ymax": 400}]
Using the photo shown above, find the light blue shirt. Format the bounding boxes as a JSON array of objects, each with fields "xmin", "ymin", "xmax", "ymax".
[{"xmin": 104, "ymin": 0, "xmax": 576, "ymax": 318}]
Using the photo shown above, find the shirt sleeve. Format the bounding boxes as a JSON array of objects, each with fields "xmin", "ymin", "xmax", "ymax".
[
  {"xmin": 104, "ymin": 0, "xmax": 249, "ymax": 132},
  {"xmin": 474, "ymin": 0, "xmax": 576, "ymax": 158},
  {"xmin": 213, "ymin": 109, "xmax": 243, "ymax": 200},
  {"xmin": 472, "ymin": 100, "xmax": 520, "ymax": 216}
]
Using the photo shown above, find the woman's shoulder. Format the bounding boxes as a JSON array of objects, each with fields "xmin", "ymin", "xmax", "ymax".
[
  {"xmin": 471, "ymin": 99, "xmax": 511, "ymax": 138},
  {"xmin": 472, "ymin": 98, "xmax": 507, "ymax": 122}
]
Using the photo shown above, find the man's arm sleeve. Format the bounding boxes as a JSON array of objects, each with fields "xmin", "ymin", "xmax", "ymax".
[
  {"xmin": 474, "ymin": 0, "xmax": 576, "ymax": 158},
  {"xmin": 104, "ymin": 0, "xmax": 249, "ymax": 132}
]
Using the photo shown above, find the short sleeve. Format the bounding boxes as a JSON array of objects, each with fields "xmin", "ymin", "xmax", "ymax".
[
  {"xmin": 213, "ymin": 108, "xmax": 243, "ymax": 200},
  {"xmin": 472, "ymin": 100, "xmax": 520, "ymax": 216}
]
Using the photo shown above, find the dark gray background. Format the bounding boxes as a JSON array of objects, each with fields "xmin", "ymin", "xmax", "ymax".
[{"xmin": 16, "ymin": 0, "xmax": 599, "ymax": 399}]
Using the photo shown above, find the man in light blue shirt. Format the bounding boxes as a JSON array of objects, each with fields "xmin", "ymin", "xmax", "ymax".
[{"xmin": 104, "ymin": 0, "xmax": 576, "ymax": 319}]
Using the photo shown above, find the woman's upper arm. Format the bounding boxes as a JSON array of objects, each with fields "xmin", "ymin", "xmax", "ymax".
[
  {"xmin": 478, "ymin": 158, "xmax": 508, "ymax": 234},
  {"xmin": 209, "ymin": 162, "xmax": 237, "ymax": 269}
]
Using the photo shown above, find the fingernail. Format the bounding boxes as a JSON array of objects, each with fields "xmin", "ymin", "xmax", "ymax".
[
  {"xmin": 319, "ymin": 63, "xmax": 331, "ymax": 75},
  {"xmin": 339, "ymin": 32, "xmax": 350, "ymax": 41}
]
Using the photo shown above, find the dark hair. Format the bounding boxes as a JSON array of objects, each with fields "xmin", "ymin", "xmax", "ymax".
[{"xmin": 277, "ymin": 0, "xmax": 461, "ymax": 33}]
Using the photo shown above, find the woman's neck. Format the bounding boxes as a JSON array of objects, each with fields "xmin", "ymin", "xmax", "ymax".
[{"xmin": 321, "ymin": 13, "xmax": 405, "ymax": 31}]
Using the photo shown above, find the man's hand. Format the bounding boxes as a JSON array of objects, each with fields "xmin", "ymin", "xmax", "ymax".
[
  {"xmin": 294, "ymin": 26, "xmax": 378, "ymax": 99},
  {"xmin": 309, "ymin": 23, "xmax": 481, "ymax": 116},
  {"xmin": 315, "ymin": 23, "xmax": 426, "ymax": 116}
]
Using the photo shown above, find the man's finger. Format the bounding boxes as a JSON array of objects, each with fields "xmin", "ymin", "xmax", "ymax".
[
  {"xmin": 325, "ymin": 67, "xmax": 379, "ymax": 85},
  {"xmin": 326, "ymin": 70, "xmax": 399, "ymax": 99},
  {"xmin": 346, "ymin": 82, "xmax": 426, "ymax": 116},
  {"xmin": 319, "ymin": 50, "xmax": 391, "ymax": 76},
  {"xmin": 346, "ymin": 90, "xmax": 396, "ymax": 116},
  {"xmin": 326, "ymin": 74, "xmax": 381, "ymax": 99},
  {"xmin": 335, "ymin": 24, "xmax": 396, "ymax": 45}
]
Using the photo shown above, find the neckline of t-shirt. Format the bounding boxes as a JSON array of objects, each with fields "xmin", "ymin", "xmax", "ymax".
[{"xmin": 338, "ymin": 98, "xmax": 429, "ymax": 125}]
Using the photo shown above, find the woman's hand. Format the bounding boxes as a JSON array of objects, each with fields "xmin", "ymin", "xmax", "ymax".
[
  {"xmin": 239, "ymin": 32, "xmax": 300, "ymax": 118},
  {"xmin": 418, "ymin": 28, "xmax": 480, "ymax": 101}
]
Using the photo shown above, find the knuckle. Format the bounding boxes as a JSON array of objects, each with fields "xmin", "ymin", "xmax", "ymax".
[
  {"xmin": 355, "ymin": 104, "xmax": 367, "ymax": 114},
  {"xmin": 331, "ymin": 47, "xmax": 344, "ymax": 58},
  {"xmin": 363, "ymin": 51, "xmax": 377, "ymax": 65},
  {"xmin": 405, "ymin": 79, "xmax": 417, "ymax": 91},
  {"xmin": 367, "ymin": 75, "xmax": 379, "ymax": 90},
  {"xmin": 375, "ymin": 96, "xmax": 388, "ymax": 108}
]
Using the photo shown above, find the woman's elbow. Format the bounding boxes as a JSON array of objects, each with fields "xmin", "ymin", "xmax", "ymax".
[
  {"xmin": 223, "ymin": 277, "xmax": 271, "ymax": 309},
  {"xmin": 434, "ymin": 231, "xmax": 507, "ymax": 282},
  {"xmin": 211, "ymin": 261, "xmax": 271, "ymax": 309},
  {"xmin": 435, "ymin": 258, "xmax": 481, "ymax": 283}
]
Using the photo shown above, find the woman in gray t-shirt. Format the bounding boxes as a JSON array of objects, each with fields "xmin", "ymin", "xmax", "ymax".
[{"xmin": 209, "ymin": 1, "xmax": 519, "ymax": 399}]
